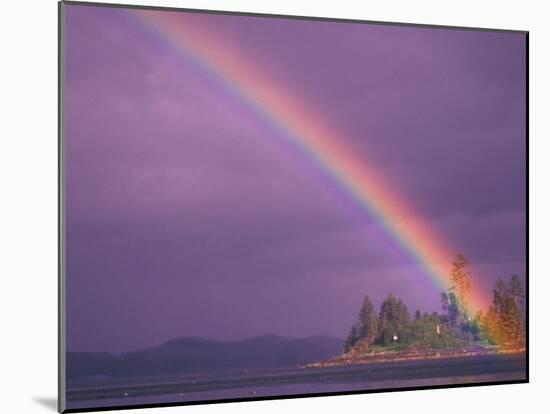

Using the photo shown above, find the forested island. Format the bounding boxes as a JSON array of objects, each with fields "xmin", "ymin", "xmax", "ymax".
[{"xmin": 308, "ymin": 254, "xmax": 526, "ymax": 368}]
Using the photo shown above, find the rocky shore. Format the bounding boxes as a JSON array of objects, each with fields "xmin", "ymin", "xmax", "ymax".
[{"xmin": 305, "ymin": 345, "xmax": 526, "ymax": 368}]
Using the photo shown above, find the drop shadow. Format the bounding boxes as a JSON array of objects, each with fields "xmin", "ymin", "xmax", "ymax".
[{"xmin": 33, "ymin": 396, "xmax": 57, "ymax": 412}]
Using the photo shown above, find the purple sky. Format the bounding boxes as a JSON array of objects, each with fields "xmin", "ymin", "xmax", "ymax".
[{"xmin": 64, "ymin": 5, "xmax": 526, "ymax": 353}]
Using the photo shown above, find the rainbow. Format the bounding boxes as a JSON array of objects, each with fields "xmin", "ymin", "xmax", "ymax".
[{"xmin": 128, "ymin": 8, "xmax": 489, "ymax": 313}]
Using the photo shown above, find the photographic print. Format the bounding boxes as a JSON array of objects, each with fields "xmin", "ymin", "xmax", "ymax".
[{"xmin": 59, "ymin": 1, "xmax": 527, "ymax": 412}]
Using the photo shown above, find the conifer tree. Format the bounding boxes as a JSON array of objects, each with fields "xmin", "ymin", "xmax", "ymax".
[
  {"xmin": 484, "ymin": 276, "xmax": 526, "ymax": 346},
  {"xmin": 508, "ymin": 275, "xmax": 526, "ymax": 344},
  {"xmin": 450, "ymin": 253, "xmax": 471, "ymax": 319},
  {"xmin": 355, "ymin": 295, "xmax": 379, "ymax": 346},
  {"xmin": 344, "ymin": 324, "xmax": 359, "ymax": 352},
  {"xmin": 440, "ymin": 292, "xmax": 460, "ymax": 326},
  {"xmin": 378, "ymin": 293, "xmax": 410, "ymax": 345}
]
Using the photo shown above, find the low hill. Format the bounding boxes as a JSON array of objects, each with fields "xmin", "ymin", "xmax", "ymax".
[{"xmin": 67, "ymin": 335, "xmax": 343, "ymax": 380}]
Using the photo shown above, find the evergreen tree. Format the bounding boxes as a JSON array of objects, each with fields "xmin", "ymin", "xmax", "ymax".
[
  {"xmin": 440, "ymin": 292, "xmax": 449, "ymax": 322},
  {"xmin": 450, "ymin": 253, "xmax": 471, "ymax": 319},
  {"xmin": 415, "ymin": 309, "xmax": 421, "ymax": 321},
  {"xmin": 502, "ymin": 275, "xmax": 525, "ymax": 345},
  {"xmin": 494, "ymin": 277, "xmax": 506, "ymax": 312},
  {"xmin": 484, "ymin": 276, "xmax": 526, "ymax": 346},
  {"xmin": 440, "ymin": 292, "xmax": 460, "ymax": 326},
  {"xmin": 344, "ymin": 324, "xmax": 359, "ymax": 352},
  {"xmin": 355, "ymin": 295, "xmax": 379, "ymax": 346},
  {"xmin": 491, "ymin": 277, "xmax": 507, "ymax": 343},
  {"xmin": 469, "ymin": 310, "xmax": 483, "ymax": 340},
  {"xmin": 377, "ymin": 293, "xmax": 410, "ymax": 345},
  {"xmin": 483, "ymin": 305, "xmax": 500, "ymax": 344},
  {"xmin": 509, "ymin": 275, "xmax": 525, "ymax": 307},
  {"xmin": 508, "ymin": 275, "xmax": 526, "ymax": 344}
]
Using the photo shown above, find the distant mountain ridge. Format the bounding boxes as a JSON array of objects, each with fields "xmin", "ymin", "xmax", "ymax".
[{"xmin": 67, "ymin": 335, "xmax": 344, "ymax": 380}]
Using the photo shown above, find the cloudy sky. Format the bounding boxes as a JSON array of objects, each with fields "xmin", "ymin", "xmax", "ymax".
[{"xmin": 64, "ymin": 4, "xmax": 526, "ymax": 353}]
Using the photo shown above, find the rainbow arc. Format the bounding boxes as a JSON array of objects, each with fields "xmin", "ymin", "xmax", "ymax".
[{"xmin": 130, "ymin": 9, "xmax": 490, "ymax": 314}]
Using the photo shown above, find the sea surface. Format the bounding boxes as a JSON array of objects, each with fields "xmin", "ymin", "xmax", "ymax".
[{"xmin": 66, "ymin": 354, "xmax": 526, "ymax": 410}]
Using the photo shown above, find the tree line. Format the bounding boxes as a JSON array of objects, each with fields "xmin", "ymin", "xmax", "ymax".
[{"xmin": 345, "ymin": 254, "xmax": 526, "ymax": 353}]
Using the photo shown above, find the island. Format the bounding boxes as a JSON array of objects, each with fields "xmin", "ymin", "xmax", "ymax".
[{"xmin": 307, "ymin": 254, "xmax": 526, "ymax": 369}]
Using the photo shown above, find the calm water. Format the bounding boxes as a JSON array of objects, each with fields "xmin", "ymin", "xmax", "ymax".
[{"xmin": 67, "ymin": 354, "xmax": 526, "ymax": 410}]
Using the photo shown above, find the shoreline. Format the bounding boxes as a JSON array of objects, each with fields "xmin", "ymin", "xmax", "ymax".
[
  {"xmin": 305, "ymin": 346, "xmax": 526, "ymax": 368},
  {"xmin": 66, "ymin": 354, "xmax": 527, "ymax": 408}
]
